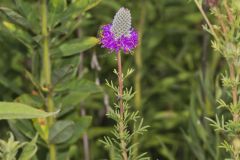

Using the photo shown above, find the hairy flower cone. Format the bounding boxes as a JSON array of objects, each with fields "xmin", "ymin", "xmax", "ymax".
[
  {"xmin": 111, "ymin": 8, "xmax": 131, "ymax": 38},
  {"xmin": 99, "ymin": 7, "xmax": 138, "ymax": 53}
]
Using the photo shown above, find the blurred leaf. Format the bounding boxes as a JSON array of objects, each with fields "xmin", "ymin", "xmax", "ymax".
[
  {"xmin": 19, "ymin": 134, "xmax": 38, "ymax": 160},
  {"xmin": 50, "ymin": 0, "xmax": 101, "ymax": 27},
  {"xmin": 153, "ymin": 111, "xmax": 189, "ymax": 129},
  {"xmin": 55, "ymin": 79, "xmax": 102, "ymax": 107},
  {"xmin": 0, "ymin": 7, "xmax": 30, "ymax": 29},
  {"xmin": 8, "ymin": 120, "xmax": 37, "ymax": 142},
  {"xmin": 2, "ymin": 20, "xmax": 33, "ymax": 46},
  {"xmin": 0, "ymin": 102, "xmax": 57, "ymax": 119},
  {"xmin": 65, "ymin": 116, "xmax": 92, "ymax": 145},
  {"xmin": 48, "ymin": 0, "xmax": 66, "ymax": 28},
  {"xmin": 88, "ymin": 127, "xmax": 112, "ymax": 139},
  {"xmin": 159, "ymin": 143, "xmax": 175, "ymax": 160},
  {"xmin": 55, "ymin": 79, "xmax": 100, "ymax": 92},
  {"xmin": 83, "ymin": 0, "xmax": 102, "ymax": 12},
  {"xmin": 14, "ymin": 0, "xmax": 40, "ymax": 33},
  {"xmin": 61, "ymin": 92, "xmax": 92, "ymax": 107},
  {"xmin": 56, "ymin": 152, "xmax": 70, "ymax": 160},
  {"xmin": 49, "ymin": 0, "xmax": 66, "ymax": 11},
  {"xmin": 53, "ymin": 37, "xmax": 99, "ymax": 57},
  {"xmin": 49, "ymin": 120, "xmax": 75, "ymax": 144},
  {"xmin": 16, "ymin": 94, "xmax": 43, "ymax": 109},
  {"xmin": 0, "ymin": 75, "xmax": 21, "ymax": 94}
]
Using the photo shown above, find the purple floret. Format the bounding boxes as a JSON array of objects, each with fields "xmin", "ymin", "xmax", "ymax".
[{"xmin": 100, "ymin": 24, "xmax": 138, "ymax": 53}]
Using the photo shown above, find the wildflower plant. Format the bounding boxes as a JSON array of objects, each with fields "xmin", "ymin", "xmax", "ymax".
[
  {"xmin": 0, "ymin": 0, "xmax": 101, "ymax": 160},
  {"xmin": 194, "ymin": 0, "xmax": 240, "ymax": 159},
  {"xmin": 99, "ymin": 7, "xmax": 149, "ymax": 160}
]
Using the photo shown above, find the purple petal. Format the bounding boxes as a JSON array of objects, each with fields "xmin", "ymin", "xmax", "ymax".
[{"xmin": 99, "ymin": 24, "xmax": 138, "ymax": 53}]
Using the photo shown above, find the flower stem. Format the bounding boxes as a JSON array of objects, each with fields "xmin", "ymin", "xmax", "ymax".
[
  {"xmin": 117, "ymin": 52, "xmax": 128, "ymax": 160},
  {"xmin": 41, "ymin": 0, "xmax": 56, "ymax": 159},
  {"xmin": 117, "ymin": 52, "xmax": 124, "ymax": 116}
]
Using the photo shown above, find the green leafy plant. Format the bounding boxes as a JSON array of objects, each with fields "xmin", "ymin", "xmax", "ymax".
[
  {"xmin": 0, "ymin": 0, "xmax": 101, "ymax": 159},
  {"xmin": 0, "ymin": 0, "xmax": 233, "ymax": 159},
  {"xmin": 194, "ymin": 0, "xmax": 240, "ymax": 159}
]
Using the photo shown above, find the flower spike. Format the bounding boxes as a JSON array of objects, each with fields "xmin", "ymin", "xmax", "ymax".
[{"xmin": 99, "ymin": 7, "xmax": 138, "ymax": 53}]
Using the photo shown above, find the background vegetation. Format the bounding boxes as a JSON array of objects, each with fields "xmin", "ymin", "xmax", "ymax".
[{"xmin": 0, "ymin": 0, "xmax": 228, "ymax": 159}]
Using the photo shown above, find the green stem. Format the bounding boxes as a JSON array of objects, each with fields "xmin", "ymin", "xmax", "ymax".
[
  {"xmin": 42, "ymin": 0, "xmax": 51, "ymax": 85},
  {"xmin": 117, "ymin": 52, "xmax": 128, "ymax": 160},
  {"xmin": 41, "ymin": 0, "xmax": 56, "ymax": 159},
  {"xmin": 134, "ymin": 0, "xmax": 146, "ymax": 110},
  {"xmin": 133, "ymin": 1, "xmax": 146, "ymax": 158}
]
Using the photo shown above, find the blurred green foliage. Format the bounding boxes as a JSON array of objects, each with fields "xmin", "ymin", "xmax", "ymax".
[{"xmin": 0, "ymin": 0, "xmax": 228, "ymax": 159}]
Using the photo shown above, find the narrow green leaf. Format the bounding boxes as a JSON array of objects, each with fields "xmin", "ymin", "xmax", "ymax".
[
  {"xmin": 54, "ymin": 0, "xmax": 102, "ymax": 25},
  {"xmin": 53, "ymin": 37, "xmax": 99, "ymax": 57},
  {"xmin": 0, "ymin": 7, "xmax": 30, "ymax": 29},
  {"xmin": 48, "ymin": 0, "xmax": 66, "ymax": 28},
  {"xmin": 61, "ymin": 92, "xmax": 91, "ymax": 107},
  {"xmin": 55, "ymin": 79, "xmax": 102, "ymax": 107},
  {"xmin": 0, "ymin": 102, "xmax": 57, "ymax": 120},
  {"xmin": 83, "ymin": 0, "xmax": 102, "ymax": 12}
]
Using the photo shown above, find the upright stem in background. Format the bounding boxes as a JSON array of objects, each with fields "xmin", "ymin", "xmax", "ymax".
[
  {"xmin": 78, "ymin": 54, "xmax": 90, "ymax": 160},
  {"xmin": 117, "ymin": 52, "xmax": 128, "ymax": 160},
  {"xmin": 134, "ymin": 1, "xmax": 146, "ymax": 110},
  {"xmin": 77, "ymin": 24, "xmax": 90, "ymax": 160},
  {"xmin": 41, "ymin": 0, "xmax": 51, "ymax": 86},
  {"xmin": 133, "ymin": 1, "xmax": 146, "ymax": 158},
  {"xmin": 41, "ymin": 0, "xmax": 56, "ymax": 159},
  {"xmin": 81, "ymin": 108, "xmax": 90, "ymax": 160}
]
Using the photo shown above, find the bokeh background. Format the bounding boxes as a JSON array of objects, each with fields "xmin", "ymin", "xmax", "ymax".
[{"xmin": 0, "ymin": 0, "xmax": 226, "ymax": 159}]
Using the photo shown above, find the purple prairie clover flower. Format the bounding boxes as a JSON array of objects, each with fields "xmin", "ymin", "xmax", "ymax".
[{"xmin": 99, "ymin": 7, "xmax": 138, "ymax": 53}]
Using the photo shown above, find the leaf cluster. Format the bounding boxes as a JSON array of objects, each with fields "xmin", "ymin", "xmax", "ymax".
[{"xmin": 100, "ymin": 68, "xmax": 149, "ymax": 160}]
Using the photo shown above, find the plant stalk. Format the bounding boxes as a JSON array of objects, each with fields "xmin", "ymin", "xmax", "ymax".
[
  {"xmin": 81, "ymin": 108, "xmax": 90, "ymax": 160},
  {"xmin": 77, "ymin": 24, "xmax": 91, "ymax": 160},
  {"xmin": 117, "ymin": 52, "xmax": 124, "ymax": 116},
  {"xmin": 41, "ymin": 0, "xmax": 56, "ymax": 159},
  {"xmin": 134, "ymin": 0, "xmax": 146, "ymax": 110},
  {"xmin": 224, "ymin": 2, "xmax": 240, "ymax": 158},
  {"xmin": 229, "ymin": 62, "xmax": 240, "ymax": 160},
  {"xmin": 117, "ymin": 52, "xmax": 128, "ymax": 160},
  {"xmin": 133, "ymin": 1, "xmax": 146, "ymax": 158}
]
